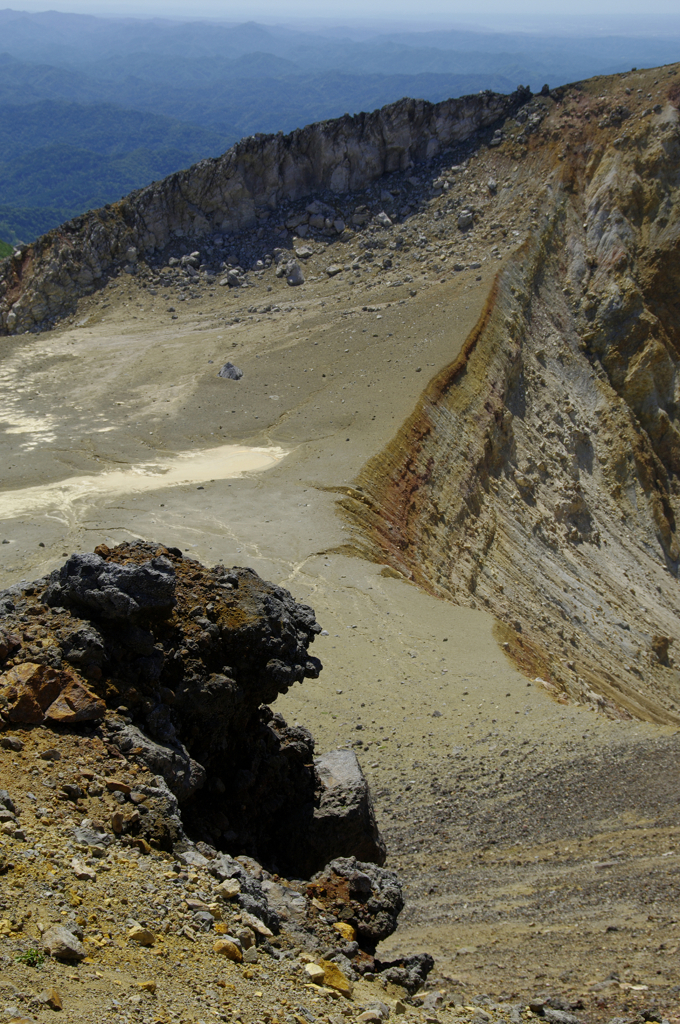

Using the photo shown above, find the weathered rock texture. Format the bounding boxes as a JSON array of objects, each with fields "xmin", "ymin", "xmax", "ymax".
[
  {"xmin": 0, "ymin": 88, "xmax": 529, "ymax": 335},
  {"xmin": 0, "ymin": 662, "xmax": 105, "ymax": 725},
  {"xmin": 308, "ymin": 856, "xmax": 404, "ymax": 954},
  {"xmin": 343, "ymin": 80, "xmax": 680, "ymax": 726},
  {"xmin": 0, "ymin": 542, "xmax": 384, "ymax": 875}
]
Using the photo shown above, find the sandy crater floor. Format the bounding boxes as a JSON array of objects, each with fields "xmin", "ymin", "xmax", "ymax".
[{"xmin": 1, "ymin": 227, "xmax": 679, "ymax": 1017}]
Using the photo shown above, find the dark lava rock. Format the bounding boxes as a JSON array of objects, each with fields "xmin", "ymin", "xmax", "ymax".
[
  {"xmin": 44, "ymin": 551, "xmax": 176, "ymax": 620},
  {"xmin": 376, "ymin": 952, "xmax": 435, "ymax": 994},
  {"xmin": 0, "ymin": 541, "xmax": 383, "ymax": 876},
  {"xmin": 307, "ymin": 856, "xmax": 404, "ymax": 953}
]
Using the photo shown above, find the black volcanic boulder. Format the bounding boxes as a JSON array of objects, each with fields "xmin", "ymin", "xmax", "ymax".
[
  {"xmin": 0, "ymin": 542, "xmax": 386, "ymax": 877},
  {"xmin": 376, "ymin": 953, "xmax": 435, "ymax": 993},
  {"xmin": 307, "ymin": 856, "xmax": 404, "ymax": 953},
  {"xmin": 44, "ymin": 551, "xmax": 176, "ymax": 620}
]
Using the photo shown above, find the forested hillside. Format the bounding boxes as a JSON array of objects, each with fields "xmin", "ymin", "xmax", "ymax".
[
  {"xmin": 1, "ymin": 9, "xmax": 679, "ymax": 242},
  {"xmin": 0, "ymin": 101, "xmax": 235, "ymax": 243}
]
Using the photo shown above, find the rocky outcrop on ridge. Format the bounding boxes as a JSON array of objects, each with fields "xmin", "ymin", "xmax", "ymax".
[
  {"xmin": 0, "ymin": 542, "xmax": 385, "ymax": 876},
  {"xmin": 0, "ymin": 87, "xmax": 530, "ymax": 335}
]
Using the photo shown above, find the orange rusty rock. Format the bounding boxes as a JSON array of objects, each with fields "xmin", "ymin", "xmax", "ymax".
[
  {"xmin": 0, "ymin": 663, "xmax": 61, "ymax": 723},
  {"xmin": 105, "ymin": 779, "xmax": 132, "ymax": 794},
  {"xmin": 44, "ymin": 676, "xmax": 106, "ymax": 724}
]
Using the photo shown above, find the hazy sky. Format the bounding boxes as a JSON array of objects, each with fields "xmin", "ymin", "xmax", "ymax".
[{"xmin": 9, "ymin": 0, "xmax": 680, "ymax": 32}]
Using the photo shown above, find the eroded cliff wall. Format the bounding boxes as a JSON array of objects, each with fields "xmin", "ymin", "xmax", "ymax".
[
  {"xmin": 344, "ymin": 86, "xmax": 680, "ymax": 724},
  {"xmin": 0, "ymin": 89, "xmax": 526, "ymax": 335}
]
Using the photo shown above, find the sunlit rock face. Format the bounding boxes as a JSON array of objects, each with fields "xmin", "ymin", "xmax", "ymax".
[
  {"xmin": 0, "ymin": 88, "xmax": 527, "ymax": 335},
  {"xmin": 343, "ymin": 83, "xmax": 680, "ymax": 725}
]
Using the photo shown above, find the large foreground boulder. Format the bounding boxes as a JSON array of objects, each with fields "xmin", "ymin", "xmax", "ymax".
[{"xmin": 0, "ymin": 542, "xmax": 385, "ymax": 875}]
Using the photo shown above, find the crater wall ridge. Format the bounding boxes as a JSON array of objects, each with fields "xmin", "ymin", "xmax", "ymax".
[
  {"xmin": 0, "ymin": 88, "xmax": 526, "ymax": 335},
  {"xmin": 343, "ymin": 101, "xmax": 680, "ymax": 723}
]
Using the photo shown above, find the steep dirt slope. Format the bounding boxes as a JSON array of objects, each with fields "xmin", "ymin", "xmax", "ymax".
[{"xmin": 343, "ymin": 65, "xmax": 680, "ymax": 727}]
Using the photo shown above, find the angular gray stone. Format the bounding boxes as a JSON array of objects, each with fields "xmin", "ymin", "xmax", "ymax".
[
  {"xmin": 422, "ymin": 992, "xmax": 443, "ymax": 1010},
  {"xmin": 73, "ymin": 825, "xmax": 113, "ymax": 849},
  {"xmin": 544, "ymin": 1011, "xmax": 581, "ymax": 1024},
  {"xmin": 218, "ymin": 362, "xmax": 243, "ymax": 380},
  {"xmin": 286, "ymin": 260, "xmax": 305, "ymax": 286},
  {"xmin": 42, "ymin": 925, "xmax": 86, "ymax": 961},
  {"xmin": 177, "ymin": 846, "xmax": 210, "ymax": 868},
  {"xmin": 310, "ymin": 749, "xmax": 386, "ymax": 866},
  {"xmin": 209, "ymin": 852, "xmax": 241, "ymax": 880}
]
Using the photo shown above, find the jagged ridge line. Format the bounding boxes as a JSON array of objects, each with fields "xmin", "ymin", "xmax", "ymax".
[{"xmin": 0, "ymin": 86, "xmax": 531, "ymax": 335}]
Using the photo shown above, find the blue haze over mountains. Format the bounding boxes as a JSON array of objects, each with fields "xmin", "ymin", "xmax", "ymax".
[{"xmin": 1, "ymin": 7, "xmax": 680, "ymax": 244}]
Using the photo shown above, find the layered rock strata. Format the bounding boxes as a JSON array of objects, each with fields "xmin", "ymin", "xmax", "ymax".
[
  {"xmin": 0, "ymin": 88, "xmax": 529, "ymax": 334},
  {"xmin": 0, "ymin": 542, "xmax": 384, "ymax": 875},
  {"xmin": 343, "ymin": 78, "xmax": 680, "ymax": 725}
]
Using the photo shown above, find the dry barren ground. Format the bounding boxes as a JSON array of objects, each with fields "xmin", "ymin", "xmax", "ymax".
[{"xmin": 2, "ymin": 66, "xmax": 680, "ymax": 1022}]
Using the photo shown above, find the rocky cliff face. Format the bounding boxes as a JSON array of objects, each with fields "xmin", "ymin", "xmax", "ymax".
[
  {"xmin": 0, "ymin": 89, "xmax": 527, "ymax": 335},
  {"xmin": 343, "ymin": 76, "xmax": 680, "ymax": 725}
]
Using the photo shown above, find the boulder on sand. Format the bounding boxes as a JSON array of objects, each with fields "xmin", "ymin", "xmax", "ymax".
[
  {"xmin": 218, "ymin": 362, "xmax": 243, "ymax": 380},
  {"xmin": 42, "ymin": 925, "xmax": 86, "ymax": 961},
  {"xmin": 286, "ymin": 260, "xmax": 305, "ymax": 286}
]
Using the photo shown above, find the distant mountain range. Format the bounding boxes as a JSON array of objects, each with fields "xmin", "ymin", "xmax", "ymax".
[{"xmin": 1, "ymin": 9, "xmax": 679, "ymax": 245}]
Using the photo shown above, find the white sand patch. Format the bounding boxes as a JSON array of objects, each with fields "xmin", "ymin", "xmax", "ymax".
[{"xmin": 0, "ymin": 443, "xmax": 288, "ymax": 519}]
